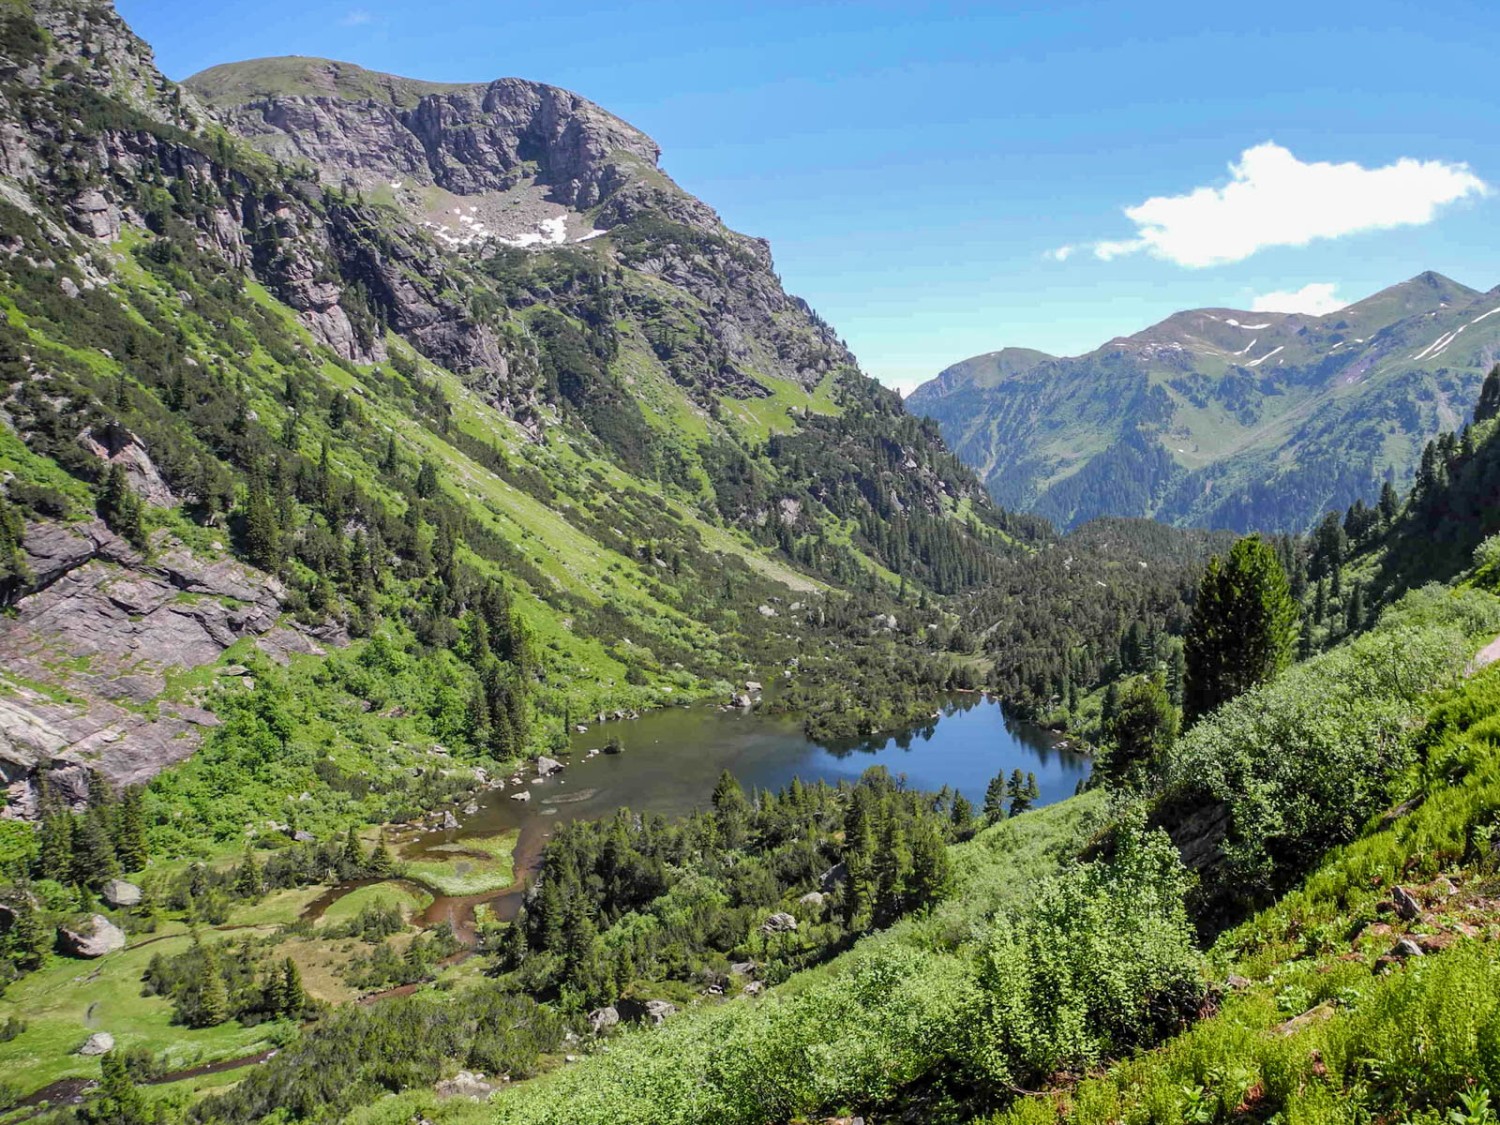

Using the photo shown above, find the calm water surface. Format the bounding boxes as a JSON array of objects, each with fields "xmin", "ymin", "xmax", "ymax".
[{"xmin": 402, "ymin": 695, "xmax": 1089, "ymax": 923}]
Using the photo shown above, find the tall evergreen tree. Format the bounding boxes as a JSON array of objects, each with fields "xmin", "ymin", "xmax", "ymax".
[
  {"xmin": 982, "ymin": 772, "xmax": 1008, "ymax": 822},
  {"xmin": 81, "ymin": 1051, "xmax": 151, "ymax": 1125},
  {"xmin": 1102, "ymin": 675, "xmax": 1177, "ymax": 789},
  {"xmin": 242, "ymin": 475, "xmax": 282, "ymax": 571},
  {"xmin": 96, "ymin": 464, "xmax": 145, "ymax": 548},
  {"xmin": 113, "ymin": 787, "xmax": 148, "ymax": 873},
  {"xmin": 1476, "ymin": 363, "xmax": 1500, "ymax": 423},
  {"xmin": 1183, "ymin": 534, "xmax": 1299, "ymax": 725}
]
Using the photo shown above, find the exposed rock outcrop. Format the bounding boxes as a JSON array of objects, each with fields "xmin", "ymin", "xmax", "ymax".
[
  {"xmin": 0, "ymin": 520, "xmax": 297, "ymax": 811},
  {"xmin": 59, "ymin": 913, "xmax": 126, "ymax": 957},
  {"xmin": 101, "ymin": 879, "xmax": 141, "ymax": 907}
]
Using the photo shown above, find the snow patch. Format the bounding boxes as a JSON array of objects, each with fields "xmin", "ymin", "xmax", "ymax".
[
  {"xmin": 1412, "ymin": 329, "xmax": 1458, "ymax": 362},
  {"xmin": 1246, "ymin": 345, "xmax": 1284, "ymax": 368},
  {"xmin": 1471, "ymin": 306, "xmax": 1500, "ymax": 326},
  {"xmin": 575, "ymin": 229, "xmax": 608, "ymax": 243}
]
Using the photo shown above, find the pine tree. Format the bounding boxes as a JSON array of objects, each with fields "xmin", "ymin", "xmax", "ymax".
[
  {"xmin": 3, "ymin": 885, "xmax": 48, "ymax": 971},
  {"xmin": 949, "ymin": 792, "xmax": 974, "ymax": 831},
  {"xmin": 1103, "ymin": 675, "xmax": 1177, "ymax": 789},
  {"xmin": 982, "ymin": 772, "xmax": 1008, "ymax": 822},
  {"xmin": 83, "ymin": 1051, "xmax": 150, "ymax": 1125},
  {"xmin": 1379, "ymin": 479, "xmax": 1400, "ymax": 526},
  {"xmin": 196, "ymin": 943, "xmax": 231, "ymax": 1027},
  {"xmin": 37, "ymin": 812, "xmax": 73, "ymax": 883},
  {"xmin": 1477, "ymin": 364, "xmax": 1500, "ymax": 423},
  {"xmin": 71, "ymin": 808, "xmax": 119, "ymax": 890},
  {"xmin": 280, "ymin": 957, "xmax": 306, "ymax": 1018},
  {"xmin": 367, "ymin": 831, "xmax": 395, "ymax": 878},
  {"xmin": 242, "ymin": 476, "xmax": 282, "ymax": 571},
  {"xmin": 1345, "ymin": 581, "xmax": 1366, "ymax": 635},
  {"xmin": 340, "ymin": 827, "xmax": 366, "ymax": 878},
  {"xmin": 113, "ymin": 787, "xmax": 148, "ymax": 873},
  {"xmin": 96, "ymin": 464, "xmax": 145, "ymax": 548},
  {"xmin": 232, "ymin": 849, "xmax": 262, "ymax": 899},
  {"xmin": 1183, "ymin": 535, "xmax": 1299, "ymax": 726}
]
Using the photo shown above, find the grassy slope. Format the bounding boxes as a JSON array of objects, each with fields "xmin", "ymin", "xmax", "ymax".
[{"xmin": 983, "ymin": 659, "xmax": 1500, "ymax": 1125}]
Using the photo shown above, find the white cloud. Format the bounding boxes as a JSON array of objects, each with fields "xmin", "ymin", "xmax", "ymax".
[
  {"xmin": 1063, "ymin": 142, "xmax": 1486, "ymax": 268},
  {"xmin": 1250, "ymin": 282, "xmax": 1346, "ymax": 316}
]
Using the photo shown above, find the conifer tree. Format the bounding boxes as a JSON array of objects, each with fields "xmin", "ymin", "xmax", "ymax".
[
  {"xmin": 340, "ymin": 826, "xmax": 366, "ymax": 878},
  {"xmin": 113, "ymin": 787, "xmax": 148, "ymax": 873},
  {"xmin": 83, "ymin": 1051, "xmax": 150, "ymax": 1125},
  {"xmin": 1477, "ymin": 364, "xmax": 1500, "ymax": 423},
  {"xmin": 982, "ymin": 772, "xmax": 1008, "ymax": 822},
  {"xmin": 368, "ymin": 832, "xmax": 395, "ymax": 878},
  {"xmin": 1183, "ymin": 535, "xmax": 1298, "ymax": 725},
  {"xmin": 196, "ymin": 943, "xmax": 231, "ymax": 1028},
  {"xmin": 280, "ymin": 957, "xmax": 306, "ymax": 1018},
  {"xmin": 37, "ymin": 811, "xmax": 73, "ymax": 884},
  {"xmin": 71, "ymin": 807, "xmax": 119, "ymax": 890},
  {"xmin": 232, "ymin": 849, "xmax": 262, "ymax": 899},
  {"xmin": 242, "ymin": 475, "xmax": 282, "ymax": 571},
  {"xmin": 1102, "ymin": 675, "xmax": 1177, "ymax": 789},
  {"xmin": 96, "ymin": 464, "xmax": 145, "ymax": 548}
]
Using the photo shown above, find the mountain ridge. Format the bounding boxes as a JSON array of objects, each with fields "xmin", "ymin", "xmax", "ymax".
[{"xmin": 908, "ymin": 271, "xmax": 1500, "ymax": 531}]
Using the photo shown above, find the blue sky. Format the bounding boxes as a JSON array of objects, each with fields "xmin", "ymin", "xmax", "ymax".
[{"xmin": 121, "ymin": 0, "xmax": 1500, "ymax": 393}]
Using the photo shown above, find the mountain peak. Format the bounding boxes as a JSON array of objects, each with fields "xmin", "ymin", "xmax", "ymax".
[
  {"xmin": 186, "ymin": 56, "xmax": 471, "ymax": 110},
  {"xmin": 1337, "ymin": 271, "xmax": 1479, "ymax": 322}
]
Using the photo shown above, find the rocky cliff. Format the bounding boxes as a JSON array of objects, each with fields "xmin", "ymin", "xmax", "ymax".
[{"xmin": 0, "ymin": 0, "xmax": 1013, "ymax": 807}]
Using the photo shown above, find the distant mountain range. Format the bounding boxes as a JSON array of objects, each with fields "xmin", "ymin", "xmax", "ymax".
[{"xmin": 907, "ymin": 272, "xmax": 1500, "ymax": 531}]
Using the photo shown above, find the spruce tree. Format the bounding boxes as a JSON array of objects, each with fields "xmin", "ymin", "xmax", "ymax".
[
  {"xmin": 1379, "ymin": 479, "xmax": 1400, "ymax": 526},
  {"xmin": 242, "ymin": 476, "xmax": 282, "ymax": 571},
  {"xmin": 280, "ymin": 957, "xmax": 306, "ymax": 1018},
  {"xmin": 232, "ymin": 849, "xmax": 262, "ymax": 899},
  {"xmin": 1103, "ymin": 675, "xmax": 1177, "ymax": 789},
  {"xmin": 71, "ymin": 808, "xmax": 119, "ymax": 890},
  {"xmin": 1183, "ymin": 534, "xmax": 1299, "ymax": 726},
  {"xmin": 367, "ymin": 832, "xmax": 395, "ymax": 878},
  {"xmin": 113, "ymin": 787, "xmax": 148, "ymax": 873},
  {"xmin": 196, "ymin": 943, "xmax": 231, "ymax": 1028},
  {"xmin": 37, "ymin": 812, "xmax": 73, "ymax": 884},
  {"xmin": 96, "ymin": 464, "xmax": 145, "ymax": 548},
  {"xmin": 982, "ymin": 772, "xmax": 1008, "ymax": 822},
  {"xmin": 1477, "ymin": 364, "xmax": 1500, "ymax": 423},
  {"xmin": 83, "ymin": 1051, "xmax": 150, "ymax": 1125}
]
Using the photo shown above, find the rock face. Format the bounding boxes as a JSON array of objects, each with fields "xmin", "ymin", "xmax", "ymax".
[
  {"xmin": 192, "ymin": 61, "xmax": 661, "ymax": 213},
  {"xmin": 59, "ymin": 914, "xmax": 126, "ymax": 958},
  {"xmin": 179, "ymin": 56, "xmax": 852, "ymax": 398},
  {"xmin": 79, "ymin": 427, "xmax": 176, "ymax": 507},
  {"xmin": 0, "ymin": 520, "xmax": 294, "ymax": 812},
  {"xmin": 101, "ymin": 879, "xmax": 141, "ymax": 907},
  {"xmin": 535, "ymin": 756, "xmax": 564, "ymax": 777}
]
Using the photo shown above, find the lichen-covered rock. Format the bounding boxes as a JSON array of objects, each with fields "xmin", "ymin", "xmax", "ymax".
[
  {"xmin": 59, "ymin": 914, "xmax": 126, "ymax": 958},
  {"xmin": 101, "ymin": 879, "xmax": 141, "ymax": 907},
  {"xmin": 760, "ymin": 911, "xmax": 798, "ymax": 934},
  {"xmin": 77, "ymin": 1031, "xmax": 116, "ymax": 1055}
]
